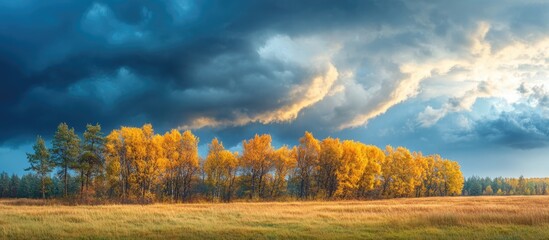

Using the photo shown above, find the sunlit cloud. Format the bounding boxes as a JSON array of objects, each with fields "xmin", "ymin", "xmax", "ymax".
[
  {"xmin": 417, "ymin": 23, "xmax": 549, "ymax": 127},
  {"xmin": 181, "ymin": 63, "xmax": 339, "ymax": 129}
]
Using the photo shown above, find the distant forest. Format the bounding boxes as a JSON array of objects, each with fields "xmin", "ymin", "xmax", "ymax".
[
  {"xmin": 2, "ymin": 123, "xmax": 471, "ymax": 203},
  {"xmin": 463, "ymin": 176, "xmax": 549, "ymax": 196}
]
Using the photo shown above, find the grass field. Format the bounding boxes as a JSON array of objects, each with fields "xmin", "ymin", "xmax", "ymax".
[{"xmin": 1, "ymin": 196, "xmax": 549, "ymax": 239}]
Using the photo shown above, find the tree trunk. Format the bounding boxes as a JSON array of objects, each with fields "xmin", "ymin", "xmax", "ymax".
[
  {"xmin": 86, "ymin": 170, "xmax": 91, "ymax": 191},
  {"xmin": 80, "ymin": 169, "xmax": 85, "ymax": 198},
  {"xmin": 41, "ymin": 176, "xmax": 46, "ymax": 200},
  {"xmin": 258, "ymin": 171, "xmax": 264, "ymax": 198},
  {"xmin": 64, "ymin": 166, "xmax": 68, "ymax": 197},
  {"xmin": 250, "ymin": 172, "xmax": 255, "ymax": 199}
]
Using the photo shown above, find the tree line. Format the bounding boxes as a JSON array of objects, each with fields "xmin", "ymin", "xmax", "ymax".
[
  {"xmin": 0, "ymin": 172, "xmax": 80, "ymax": 199},
  {"xmin": 463, "ymin": 176, "xmax": 549, "ymax": 196},
  {"xmin": 6, "ymin": 172, "xmax": 549, "ymax": 200},
  {"xmin": 12, "ymin": 123, "xmax": 466, "ymax": 203}
]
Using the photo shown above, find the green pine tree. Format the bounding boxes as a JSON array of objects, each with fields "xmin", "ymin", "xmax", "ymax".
[
  {"xmin": 26, "ymin": 136, "xmax": 55, "ymax": 199},
  {"xmin": 51, "ymin": 123, "xmax": 81, "ymax": 197},
  {"xmin": 79, "ymin": 124, "xmax": 105, "ymax": 194}
]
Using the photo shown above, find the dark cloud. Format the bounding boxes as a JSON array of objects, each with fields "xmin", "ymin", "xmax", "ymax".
[
  {"xmin": 0, "ymin": 0, "xmax": 419, "ymax": 145},
  {"xmin": 474, "ymin": 111, "xmax": 549, "ymax": 149}
]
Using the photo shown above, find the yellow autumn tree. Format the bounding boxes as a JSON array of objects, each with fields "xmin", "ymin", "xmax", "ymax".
[
  {"xmin": 412, "ymin": 152, "xmax": 429, "ymax": 197},
  {"xmin": 381, "ymin": 146, "xmax": 419, "ymax": 198},
  {"xmin": 179, "ymin": 130, "xmax": 200, "ymax": 201},
  {"xmin": 357, "ymin": 145, "xmax": 384, "ymax": 198},
  {"xmin": 104, "ymin": 124, "xmax": 166, "ymax": 202},
  {"xmin": 146, "ymin": 133, "xmax": 167, "ymax": 201},
  {"xmin": 119, "ymin": 126, "xmax": 142, "ymax": 200},
  {"xmin": 204, "ymin": 138, "xmax": 239, "ymax": 202},
  {"xmin": 334, "ymin": 140, "xmax": 363, "ymax": 198},
  {"xmin": 416, "ymin": 154, "xmax": 434, "ymax": 197},
  {"xmin": 241, "ymin": 134, "xmax": 273, "ymax": 199},
  {"xmin": 432, "ymin": 155, "xmax": 449, "ymax": 196},
  {"xmin": 270, "ymin": 146, "xmax": 296, "ymax": 198},
  {"xmin": 161, "ymin": 129, "xmax": 199, "ymax": 202},
  {"xmin": 441, "ymin": 159, "xmax": 464, "ymax": 196},
  {"xmin": 484, "ymin": 185, "xmax": 494, "ymax": 195},
  {"xmin": 126, "ymin": 124, "xmax": 166, "ymax": 202},
  {"xmin": 105, "ymin": 129, "xmax": 123, "ymax": 198},
  {"xmin": 318, "ymin": 137, "xmax": 343, "ymax": 198},
  {"xmin": 162, "ymin": 129, "xmax": 182, "ymax": 200},
  {"xmin": 295, "ymin": 132, "xmax": 320, "ymax": 199}
]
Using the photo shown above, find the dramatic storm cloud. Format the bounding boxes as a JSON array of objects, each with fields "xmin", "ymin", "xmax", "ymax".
[{"xmin": 1, "ymin": 0, "xmax": 549, "ymax": 177}]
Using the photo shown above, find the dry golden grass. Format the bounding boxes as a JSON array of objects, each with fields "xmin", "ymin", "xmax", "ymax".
[{"xmin": 1, "ymin": 196, "xmax": 549, "ymax": 239}]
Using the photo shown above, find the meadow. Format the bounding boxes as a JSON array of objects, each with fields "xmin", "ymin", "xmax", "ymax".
[{"xmin": 1, "ymin": 196, "xmax": 549, "ymax": 239}]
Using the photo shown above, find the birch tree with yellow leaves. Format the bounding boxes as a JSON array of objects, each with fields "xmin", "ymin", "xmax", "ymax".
[
  {"xmin": 162, "ymin": 129, "xmax": 182, "ymax": 200},
  {"xmin": 241, "ymin": 134, "xmax": 273, "ymax": 199},
  {"xmin": 381, "ymin": 146, "xmax": 419, "ymax": 198},
  {"xmin": 335, "ymin": 141, "xmax": 367, "ymax": 198},
  {"xmin": 270, "ymin": 146, "xmax": 296, "ymax": 198},
  {"xmin": 204, "ymin": 138, "xmax": 239, "ymax": 202},
  {"xmin": 179, "ymin": 130, "xmax": 200, "ymax": 201},
  {"xmin": 357, "ymin": 145, "xmax": 384, "ymax": 198},
  {"xmin": 318, "ymin": 137, "xmax": 343, "ymax": 198},
  {"xmin": 295, "ymin": 132, "xmax": 321, "ymax": 199}
]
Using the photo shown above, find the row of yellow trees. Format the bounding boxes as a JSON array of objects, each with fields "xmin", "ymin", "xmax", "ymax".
[{"xmin": 100, "ymin": 124, "xmax": 464, "ymax": 202}]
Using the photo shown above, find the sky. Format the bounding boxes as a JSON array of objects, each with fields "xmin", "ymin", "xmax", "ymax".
[{"xmin": 0, "ymin": 0, "xmax": 548, "ymax": 177}]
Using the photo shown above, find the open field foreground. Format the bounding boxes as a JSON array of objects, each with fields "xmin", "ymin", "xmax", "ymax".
[{"xmin": 2, "ymin": 196, "xmax": 549, "ymax": 239}]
